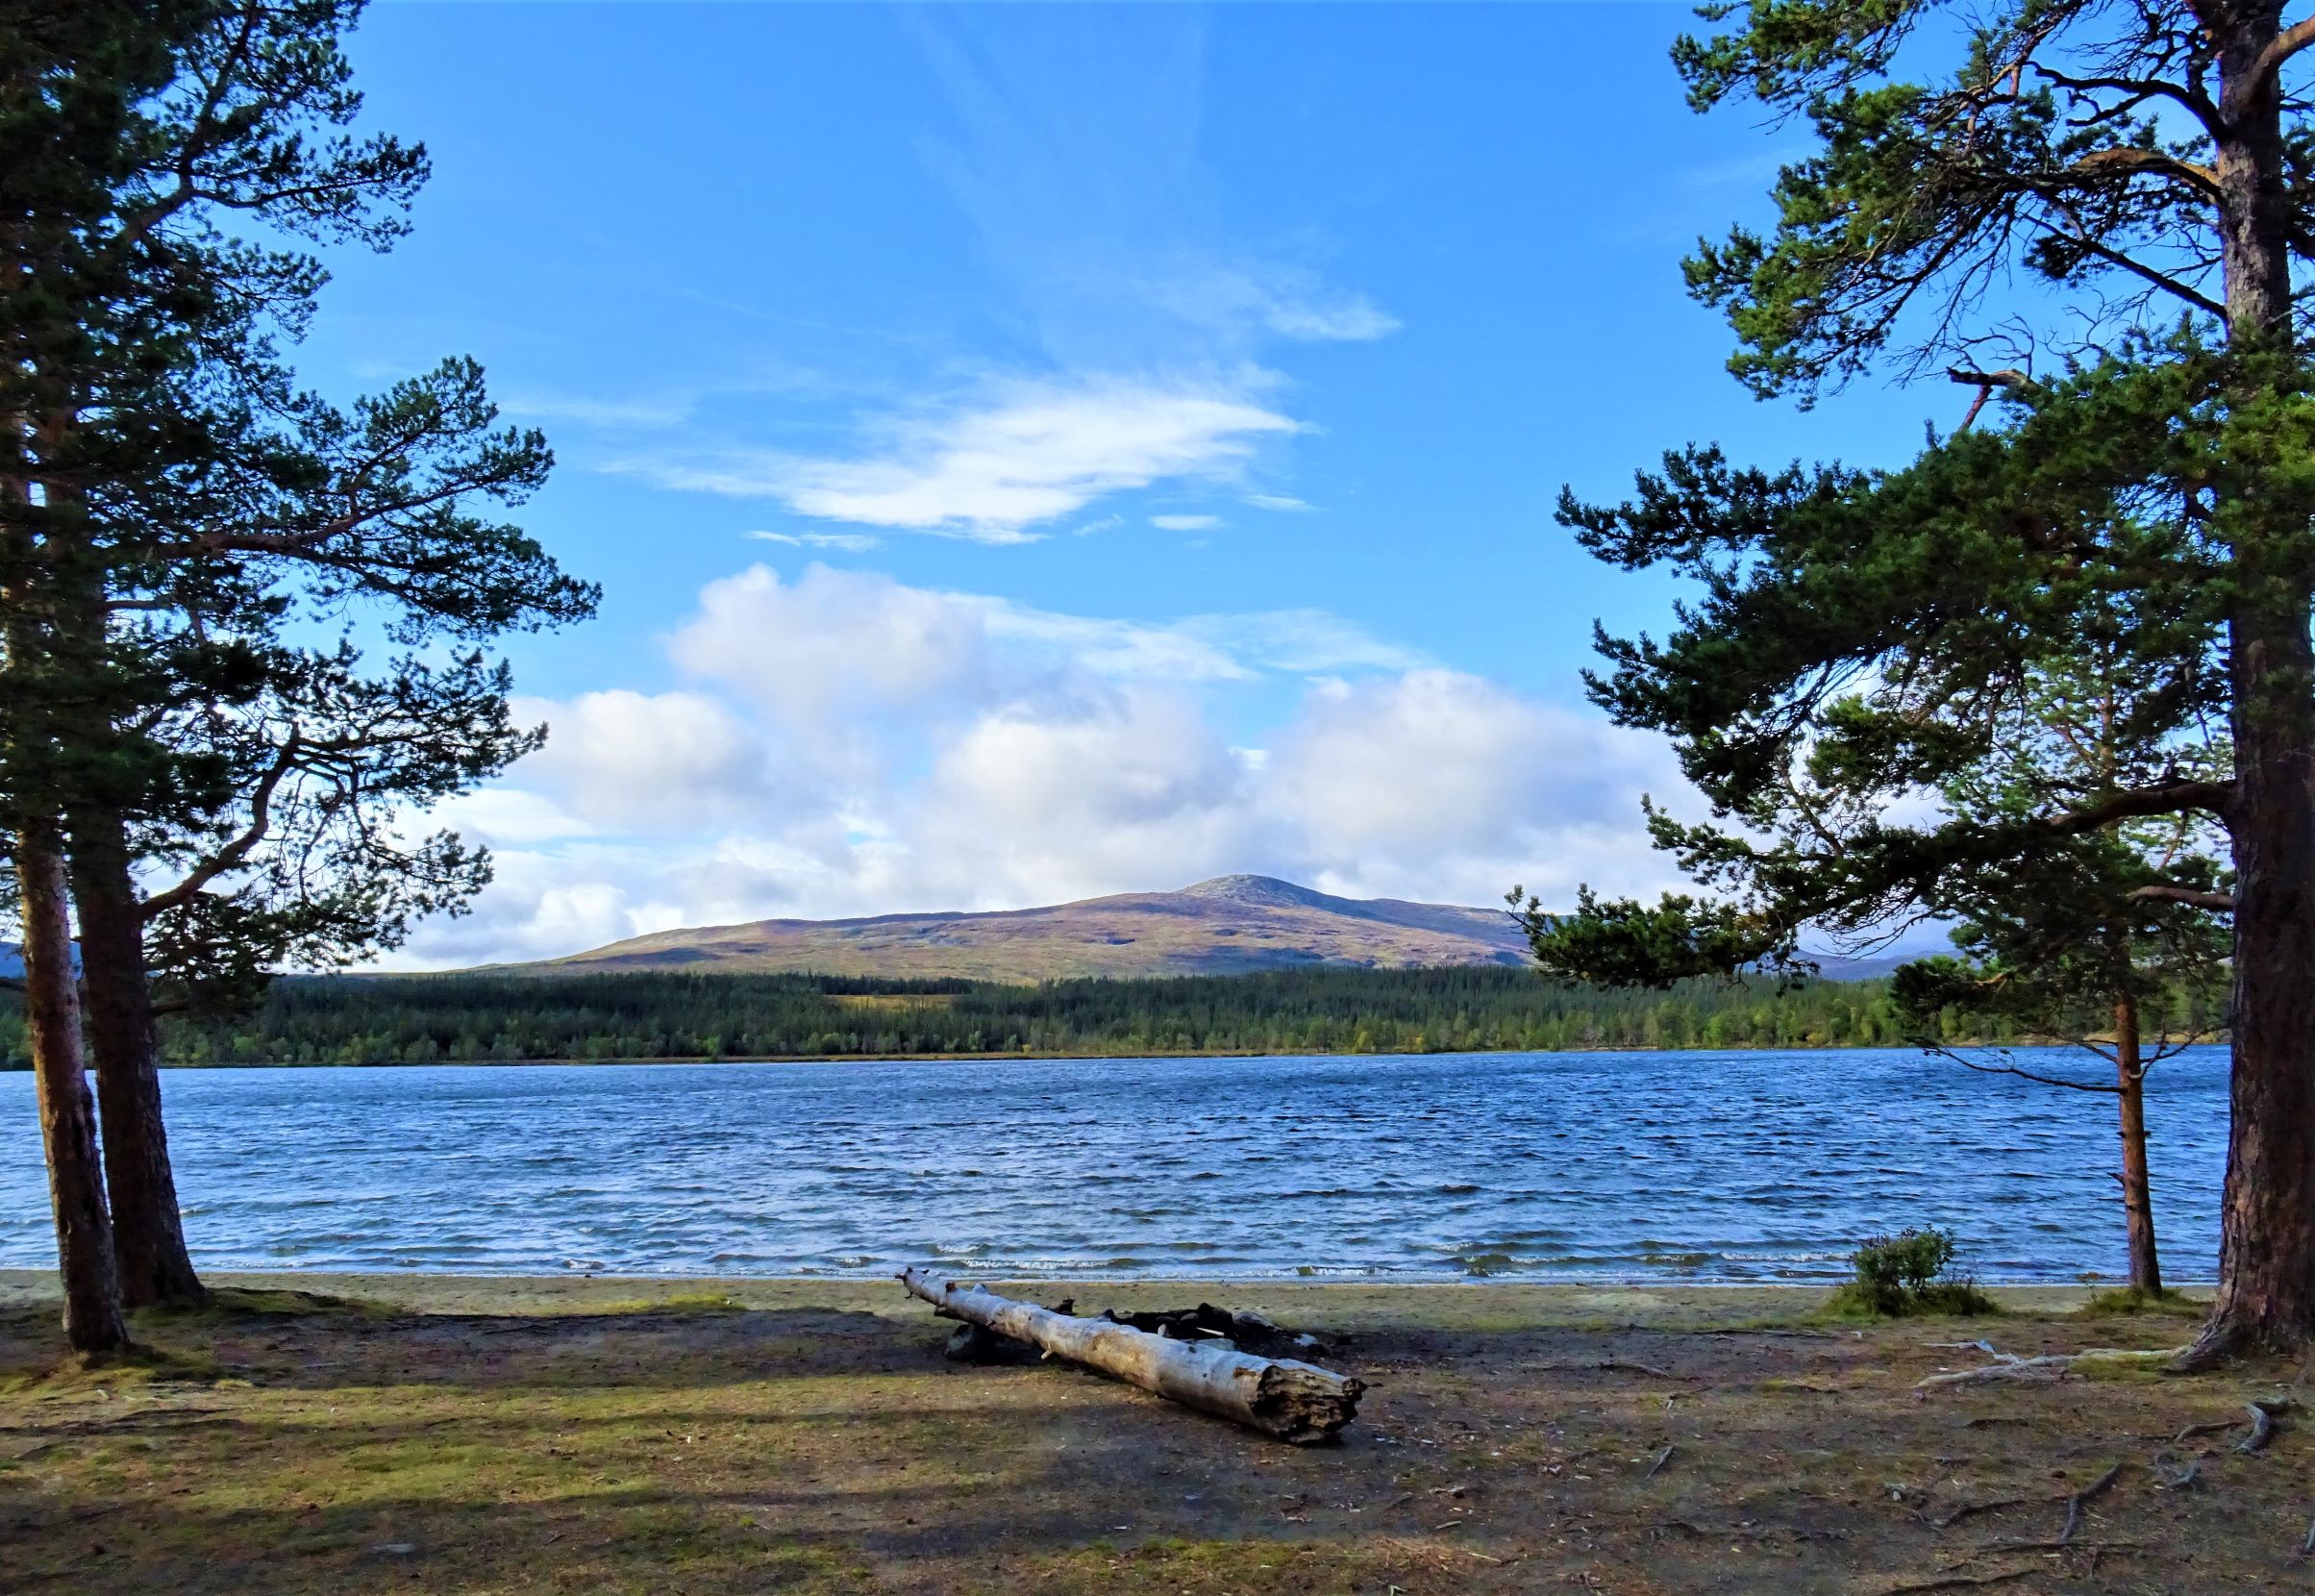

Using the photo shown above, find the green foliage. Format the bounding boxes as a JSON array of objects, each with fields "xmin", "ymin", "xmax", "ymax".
[
  {"xmin": 1527, "ymin": 0, "xmax": 2274, "ymax": 1060},
  {"xmin": 0, "ymin": 965, "xmax": 1954, "ymax": 1068},
  {"xmin": 1508, "ymin": 885, "xmax": 1801, "ymax": 987},
  {"xmin": 1825, "ymin": 1227, "xmax": 1996, "ymax": 1318},
  {"xmin": 0, "ymin": 1, "xmax": 594, "ymax": 1006},
  {"xmin": 2078, "ymin": 1285, "xmax": 2202, "ymax": 1318}
]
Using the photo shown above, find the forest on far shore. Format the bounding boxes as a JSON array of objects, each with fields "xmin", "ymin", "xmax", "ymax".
[{"xmin": 0, "ymin": 963, "xmax": 2220, "ymax": 1068}]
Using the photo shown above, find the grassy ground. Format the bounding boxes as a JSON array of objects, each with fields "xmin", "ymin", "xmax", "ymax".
[{"xmin": 0, "ymin": 1271, "xmax": 2305, "ymax": 1593}]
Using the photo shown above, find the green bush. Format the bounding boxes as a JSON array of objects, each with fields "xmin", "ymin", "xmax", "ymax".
[{"xmin": 1824, "ymin": 1227, "xmax": 1996, "ymax": 1318}]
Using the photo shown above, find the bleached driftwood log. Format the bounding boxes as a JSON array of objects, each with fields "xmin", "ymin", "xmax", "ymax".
[{"xmin": 897, "ymin": 1266, "xmax": 1364, "ymax": 1443}]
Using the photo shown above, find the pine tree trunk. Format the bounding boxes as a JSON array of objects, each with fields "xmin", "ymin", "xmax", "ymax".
[
  {"xmin": 68, "ymin": 803, "xmax": 204, "ymax": 1309},
  {"xmin": 12, "ymin": 819, "xmax": 131, "ymax": 1354},
  {"xmin": 2194, "ymin": 10, "xmax": 2315, "ymax": 1359},
  {"xmin": 2111, "ymin": 996, "xmax": 2161, "ymax": 1297}
]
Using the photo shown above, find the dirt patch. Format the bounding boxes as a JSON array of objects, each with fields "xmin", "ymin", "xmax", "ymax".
[{"xmin": 0, "ymin": 1272, "xmax": 2303, "ymax": 1593}]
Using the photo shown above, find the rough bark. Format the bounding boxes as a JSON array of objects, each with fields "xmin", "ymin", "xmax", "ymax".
[
  {"xmin": 2194, "ymin": 5, "xmax": 2315, "ymax": 1361},
  {"xmin": 2112, "ymin": 997, "xmax": 2162, "ymax": 1297},
  {"xmin": 897, "ymin": 1268, "xmax": 1363, "ymax": 1442},
  {"xmin": 68, "ymin": 803, "xmax": 204, "ymax": 1309},
  {"xmin": 12, "ymin": 821, "xmax": 130, "ymax": 1354}
]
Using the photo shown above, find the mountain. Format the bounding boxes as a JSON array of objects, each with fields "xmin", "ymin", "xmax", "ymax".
[{"xmin": 510, "ymin": 874, "xmax": 1535, "ymax": 983}]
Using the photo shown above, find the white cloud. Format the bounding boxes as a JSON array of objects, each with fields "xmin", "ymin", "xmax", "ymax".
[
  {"xmin": 425, "ymin": 787, "xmax": 599, "ymax": 847},
  {"xmin": 666, "ymin": 564, "xmax": 992, "ymax": 721},
  {"xmin": 1243, "ymin": 493, "xmax": 1312, "ymax": 512},
  {"xmin": 502, "ymin": 392, "xmax": 694, "ymax": 429},
  {"xmin": 660, "ymin": 563, "xmax": 1423, "ymax": 718},
  {"xmin": 906, "ymin": 688, "xmax": 1257, "ymax": 908},
  {"xmin": 746, "ymin": 529, "xmax": 884, "ymax": 552},
  {"xmin": 1151, "ymin": 513, "xmax": 1220, "ymax": 531},
  {"xmin": 511, "ymin": 689, "xmax": 780, "ymax": 832},
  {"xmin": 1189, "ymin": 611, "xmax": 1429, "ymax": 676},
  {"xmin": 1261, "ymin": 669, "xmax": 1689, "ymax": 907},
  {"xmin": 388, "ymin": 570, "xmax": 1694, "ymax": 967},
  {"xmin": 1146, "ymin": 263, "xmax": 1401, "ymax": 344},
  {"xmin": 615, "ymin": 376, "xmax": 1302, "ymax": 541}
]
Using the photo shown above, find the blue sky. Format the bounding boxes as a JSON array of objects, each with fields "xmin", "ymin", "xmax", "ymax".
[{"xmin": 316, "ymin": 4, "xmax": 1946, "ymax": 966}]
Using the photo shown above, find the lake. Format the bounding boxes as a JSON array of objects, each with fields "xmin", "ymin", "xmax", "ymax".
[{"xmin": 0, "ymin": 1046, "xmax": 2228, "ymax": 1283}]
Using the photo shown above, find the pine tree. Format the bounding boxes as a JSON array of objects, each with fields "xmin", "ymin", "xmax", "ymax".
[
  {"xmin": 1527, "ymin": 0, "xmax": 2315, "ymax": 1358},
  {"xmin": 2, "ymin": 0, "xmax": 592, "ymax": 1340}
]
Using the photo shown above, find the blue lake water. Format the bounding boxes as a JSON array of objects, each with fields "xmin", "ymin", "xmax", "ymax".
[{"xmin": 0, "ymin": 1047, "xmax": 2228, "ymax": 1283}]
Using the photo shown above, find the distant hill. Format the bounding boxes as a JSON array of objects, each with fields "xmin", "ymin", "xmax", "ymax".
[{"xmin": 505, "ymin": 875, "xmax": 1535, "ymax": 983}]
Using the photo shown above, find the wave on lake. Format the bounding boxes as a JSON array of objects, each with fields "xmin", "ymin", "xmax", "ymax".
[{"xmin": 0, "ymin": 1046, "xmax": 2228, "ymax": 1283}]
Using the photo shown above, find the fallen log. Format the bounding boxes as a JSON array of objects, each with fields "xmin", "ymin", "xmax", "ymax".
[{"xmin": 897, "ymin": 1267, "xmax": 1364, "ymax": 1443}]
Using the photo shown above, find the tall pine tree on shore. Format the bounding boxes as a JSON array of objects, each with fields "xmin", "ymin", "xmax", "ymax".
[
  {"xmin": 1527, "ymin": 0, "xmax": 2315, "ymax": 1359},
  {"xmin": 2, "ymin": 0, "xmax": 592, "ymax": 1344}
]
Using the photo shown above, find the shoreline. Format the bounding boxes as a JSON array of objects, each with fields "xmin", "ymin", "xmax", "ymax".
[
  {"xmin": 15, "ymin": 1035, "xmax": 2230, "ymax": 1070},
  {"xmin": 5, "ymin": 1266, "xmax": 2278, "ymax": 1592},
  {"xmin": 0, "ymin": 1267, "xmax": 2188, "ymax": 1317}
]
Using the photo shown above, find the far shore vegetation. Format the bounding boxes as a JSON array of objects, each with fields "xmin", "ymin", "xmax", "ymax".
[{"xmin": 0, "ymin": 965, "xmax": 2225, "ymax": 1069}]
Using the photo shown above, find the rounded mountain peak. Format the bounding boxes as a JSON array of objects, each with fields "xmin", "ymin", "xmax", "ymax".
[{"xmin": 1176, "ymin": 874, "xmax": 1341, "ymax": 910}]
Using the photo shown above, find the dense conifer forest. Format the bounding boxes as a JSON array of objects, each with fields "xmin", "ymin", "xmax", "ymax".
[{"xmin": 0, "ymin": 964, "xmax": 2075, "ymax": 1067}]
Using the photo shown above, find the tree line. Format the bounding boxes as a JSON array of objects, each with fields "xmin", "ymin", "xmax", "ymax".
[
  {"xmin": 0, "ymin": 963, "xmax": 2236, "ymax": 1066},
  {"xmin": 0, "ymin": 966, "xmax": 2068, "ymax": 1066}
]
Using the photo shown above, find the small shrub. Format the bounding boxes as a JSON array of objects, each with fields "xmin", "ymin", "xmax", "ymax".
[{"xmin": 1823, "ymin": 1227, "xmax": 1996, "ymax": 1318}]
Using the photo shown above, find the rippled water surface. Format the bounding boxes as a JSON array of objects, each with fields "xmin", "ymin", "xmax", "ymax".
[{"xmin": 0, "ymin": 1048, "xmax": 2228, "ymax": 1281}]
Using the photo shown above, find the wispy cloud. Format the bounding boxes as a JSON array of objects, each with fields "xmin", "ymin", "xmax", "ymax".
[
  {"xmin": 1151, "ymin": 513, "xmax": 1220, "ymax": 531},
  {"xmin": 747, "ymin": 529, "xmax": 884, "ymax": 552},
  {"xmin": 616, "ymin": 376, "xmax": 1301, "ymax": 542},
  {"xmin": 1144, "ymin": 262, "xmax": 1401, "ymax": 345},
  {"xmin": 1243, "ymin": 492, "xmax": 1312, "ymax": 512},
  {"xmin": 502, "ymin": 391, "xmax": 696, "ymax": 429}
]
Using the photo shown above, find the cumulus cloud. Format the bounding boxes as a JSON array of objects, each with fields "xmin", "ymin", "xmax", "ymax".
[
  {"xmin": 1260, "ymin": 669, "xmax": 1686, "ymax": 907},
  {"xmin": 660, "ymin": 563, "xmax": 1423, "ymax": 716},
  {"xmin": 614, "ymin": 377, "xmax": 1300, "ymax": 541},
  {"xmin": 510, "ymin": 689, "xmax": 784, "ymax": 832},
  {"xmin": 666, "ymin": 563, "xmax": 993, "ymax": 723},
  {"xmin": 906, "ymin": 688, "xmax": 1257, "ymax": 907},
  {"xmin": 386, "ymin": 569, "xmax": 1692, "ymax": 967}
]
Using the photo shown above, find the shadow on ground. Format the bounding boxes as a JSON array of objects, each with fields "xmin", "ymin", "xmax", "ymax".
[{"xmin": 0, "ymin": 1275, "xmax": 2303, "ymax": 1594}]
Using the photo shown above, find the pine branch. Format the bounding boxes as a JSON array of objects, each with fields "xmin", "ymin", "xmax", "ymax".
[{"xmin": 2223, "ymin": 13, "xmax": 2315, "ymax": 121}]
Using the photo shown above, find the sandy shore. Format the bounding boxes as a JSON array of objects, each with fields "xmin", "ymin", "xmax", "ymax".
[{"xmin": 0, "ymin": 1271, "xmax": 2300, "ymax": 1593}]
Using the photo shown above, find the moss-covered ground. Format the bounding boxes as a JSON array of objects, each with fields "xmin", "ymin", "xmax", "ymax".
[{"xmin": 0, "ymin": 1272, "xmax": 2304, "ymax": 1593}]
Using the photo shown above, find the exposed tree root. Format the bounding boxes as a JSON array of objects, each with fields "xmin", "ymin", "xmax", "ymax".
[
  {"xmin": 2168, "ymin": 1417, "xmax": 2242, "ymax": 1442},
  {"xmin": 1929, "ymin": 1497, "xmax": 2029, "ymax": 1531},
  {"xmin": 2150, "ymin": 1450, "xmax": 2202, "ymax": 1489},
  {"xmin": 1929, "ymin": 1460, "xmax": 2119, "ymax": 1539},
  {"xmin": 2057, "ymin": 1461, "xmax": 2122, "ymax": 1543},
  {"xmin": 1599, "ymin": 1358, "xmax": 1681, "ymax": 1379},
  {"xmin": 1882, "ymin": 1566, "xmax": 2039, "ymax": 1594},
  {"xmin": 1915, "ymin": 1345, "xmax": 2185, "ymax": 1387},
  {"xmin": 2170, "ymin": 1320, "xmax": 2243, "ymax": 1374},
  {"xmin": 1644, "ymin": 1443, "xmax": 1676, "ymax": 1479},
  {"xmin": 1529, "ymin": 1357, "xmax": 1693, "ymax": 1380},
  {"xmin": 2235, "ymin": 1400, "xmax": 2279, "ymax": 1455}
]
